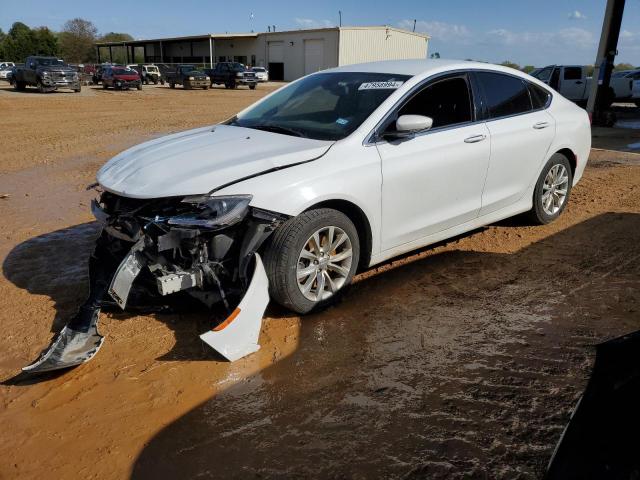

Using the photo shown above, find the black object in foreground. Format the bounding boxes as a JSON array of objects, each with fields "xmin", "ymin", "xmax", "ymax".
[{"xmin": 546, "ymin": 330, "xmax": 640, "ymax": 479}]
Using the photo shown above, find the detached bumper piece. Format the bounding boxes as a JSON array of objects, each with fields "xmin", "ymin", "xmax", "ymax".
[
  {"xmin": 22, "ymin": 307, "xmax": 103, "ymax": 373},
  {"xmin": 22, "ymin": 193, "xmax": 285, "ymax": 374},
  {"xmin": 200, "ymin": 254, "xmax": 269, "ymax": 361}
]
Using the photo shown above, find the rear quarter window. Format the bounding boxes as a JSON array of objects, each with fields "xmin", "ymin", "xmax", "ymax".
[{"xmin": 528, "ymin": 82, "xmax": 552, "ymax": 109}]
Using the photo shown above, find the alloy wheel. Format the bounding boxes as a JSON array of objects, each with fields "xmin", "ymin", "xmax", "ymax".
[
  {"xmin": 296, "ymin": 226, "xmax": 353, "ymax": 302},
  {"xmin": 542, "ymin": 164, "xmax": 569, "ymax": 215}
]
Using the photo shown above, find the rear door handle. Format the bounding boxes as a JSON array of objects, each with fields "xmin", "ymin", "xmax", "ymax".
[
  {"xmin": 464, "ymin": 134, "xmax": 486, "ymax": 143},
  {"xmin": 533, "ymin": 122, "xmax": 550, "ymax": 129}
]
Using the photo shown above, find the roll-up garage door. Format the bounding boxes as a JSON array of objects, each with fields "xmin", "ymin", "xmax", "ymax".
[{"xmin": 304, "ymin": 39, "xmax": 324, "ymax": 75}]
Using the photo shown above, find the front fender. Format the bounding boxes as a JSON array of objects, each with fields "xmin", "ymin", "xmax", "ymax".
[{"xmin": 215, "ymin": 144, "xmax": 383, "ymax": 258}]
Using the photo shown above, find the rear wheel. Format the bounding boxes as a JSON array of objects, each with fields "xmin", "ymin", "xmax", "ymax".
[
  {"xmin": 264, "ymin": 208, "xmax": 360, "ymax": 314},
  {"xmin": 169, "ymin": 82, "xmax": 175, "ymax": 89},
  {"xmin": 14, "ymin": 80, "xmax": 25, "ymax": 91},
  {"xmin": 527, "ymin": 153, "xmax": 573, "ymax": 225}
]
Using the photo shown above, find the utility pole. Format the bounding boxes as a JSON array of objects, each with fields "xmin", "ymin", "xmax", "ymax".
[
  {"xmin": 587, "ymin": 0, "xmax": 626, "ymax": 125},
  {"xmin": 413, "ymin": 19, "xmax": 416, "ymax": 32},
  {"xmin": 339, "ymin": 11, "xmax": 342, "ymax": 27}
]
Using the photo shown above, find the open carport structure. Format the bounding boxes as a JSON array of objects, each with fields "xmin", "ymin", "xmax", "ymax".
[{"xmin": 95, "ymin": 26, "xmax": 430, "ymax": 81}]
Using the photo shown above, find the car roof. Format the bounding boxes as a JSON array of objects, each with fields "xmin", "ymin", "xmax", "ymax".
[{"xmin": 325, "ymin": 59, "xmax": 529, "ymax": 78}]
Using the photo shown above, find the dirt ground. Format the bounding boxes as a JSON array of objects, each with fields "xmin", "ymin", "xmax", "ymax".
[{"xmin": 0, "ymin": 82, "xmax": 639, "ymax": 479}]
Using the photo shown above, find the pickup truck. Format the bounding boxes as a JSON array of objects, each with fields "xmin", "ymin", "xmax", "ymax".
[
  {"xmin": 612, "ymin": 69, "xmax": 640, "ymax": 107},
  {"xmin": 532, "ymin": 65, "xmax": 633, "ymax": 107},
  {"xmin": 165, "ymin": 65, "xmax": 210, "ymax": 90},
  {"xmin": 13, "ymin": 56, "xmax": 81, "ymax": 93},
  {"xmin": 205, "ymin": 62, "xmax": 257, "ymax": 89}
]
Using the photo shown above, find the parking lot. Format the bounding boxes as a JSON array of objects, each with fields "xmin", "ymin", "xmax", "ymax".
[{"xmin": 0, "ymin": 83, "xmax": 639, "ymax": 479}]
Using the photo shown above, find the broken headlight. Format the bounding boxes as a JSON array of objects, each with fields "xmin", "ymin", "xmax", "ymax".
[{"xmin": 168, "ymin": 194, "xmax": 253, "ymax": 229}]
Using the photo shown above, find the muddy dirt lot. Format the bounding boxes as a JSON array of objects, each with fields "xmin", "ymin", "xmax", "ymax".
[{"xmin": 1, "ymin": 83, "xmax": 639, "ymax": 479}]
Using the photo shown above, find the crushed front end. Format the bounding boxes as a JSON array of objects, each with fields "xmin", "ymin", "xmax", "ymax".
[{"xmin": 23, "ymin": 190, "xmax": 286, "ymax": 374}]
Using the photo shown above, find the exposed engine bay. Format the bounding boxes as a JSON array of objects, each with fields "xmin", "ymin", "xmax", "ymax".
[{"xmin": 23, "ymin": 189, "xmax": 287, "ymax": 373}]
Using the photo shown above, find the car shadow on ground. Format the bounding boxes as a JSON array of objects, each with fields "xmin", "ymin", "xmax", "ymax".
[
  {"xmin": 2, "ymin": 213, "xmax": 640, "ymax": 476},
  {"xmin": 126, "ymin": 212, "xmax": 640, "ymax": 479}
]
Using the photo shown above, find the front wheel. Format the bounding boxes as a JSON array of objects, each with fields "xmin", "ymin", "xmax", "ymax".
[
  {"xmin": 137, "ymin": 83, "xmax": 142, "ymax": 90},
  {"xmin": 249, "ymin": 84, "xmax": 256, "ymax": 90},
  {"xmin": 264, "ymin": 208, "xmax": 360, "ymax": 314},
  {"xmin": 169, "ymin": 82, "xmax": 175, "ymax": 89},
  {"xmin": 527, "ymin": 153, "xmax": 573, "ymax": 225}
]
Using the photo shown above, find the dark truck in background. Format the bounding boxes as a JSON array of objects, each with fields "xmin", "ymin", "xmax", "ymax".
[
  {"xmin": 13, "ymin": 56, "xmax": 81, "ymax": 93},
  {"xmin": 205, "ymin": 62, "xmax": 257, "ymax": 89},
  {"xmin": 165, "ymin": 65, "xmax": 210, "ymax": 89}
]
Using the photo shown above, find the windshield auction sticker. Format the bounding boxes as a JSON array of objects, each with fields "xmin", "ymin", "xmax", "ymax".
[{"xmin": 358, "ymin": 81, "xmax": 404, "ymax": 90}]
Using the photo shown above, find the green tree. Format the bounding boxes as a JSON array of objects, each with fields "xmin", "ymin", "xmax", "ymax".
[
  {"xmin": 500, "ymin": 60, "xmax": 520, "ymax": 70},
  {"xmin": 0, "ymin": 29, "xmax": 5, "ymax": 59},
  {"xmin": 59, "ymin": 18, "xmax": 97, "ymax": 63},
  {"xmin": 522, "ymin": 65, "xmax": 536, "ymax": 74},
  {"xmin": 4, "ymin": 22, "xmax": 36, "ymax": 62},
  {"xmin": 32, "ymin": 27, "xmax": 58, "ymax": 56},
  {"xmin": 614, "ymin": 62, "xmax": 635, "ymax": 71},
  {"xmin": 98, "ymin": 32, "xmax": 135, "ymax": 64}
]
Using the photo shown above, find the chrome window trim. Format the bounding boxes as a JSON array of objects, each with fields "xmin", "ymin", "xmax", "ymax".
[{"xmin": 364, "ymin": 68, "xmax": 554, "ymax": 146}]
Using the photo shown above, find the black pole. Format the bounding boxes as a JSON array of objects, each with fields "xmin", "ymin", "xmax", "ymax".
[
  {"xmin": 413, "ymin": 19, "xmax": 416, "ymax": 32},
  {"xmin": 339, "ymin": 11, "xmax": 342, "ymax": 27},
  {"xmin": 587, "ymin": 0, "xmax": 626, "ymax": 121}
]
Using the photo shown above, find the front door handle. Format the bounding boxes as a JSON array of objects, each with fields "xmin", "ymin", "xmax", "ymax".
[
  {"xmin": 464, "ymin": 134, "xmax": 486, "ymax": 143},
  {"xmin": 533, "ymin": 121, "xmax": 550, "ymax": 129}
]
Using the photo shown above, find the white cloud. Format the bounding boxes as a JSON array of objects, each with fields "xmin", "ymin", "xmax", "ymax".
[
  {"xmin": 294, "ymin": 18, "xmax": 333, "ymax": 29},
  {"xmin": 568, "ymin": 10, "xmax": 587, "ymax": 20},
  {"xmin": 398, "ymin": 19, "xmax": 472, "ymax": 43},
  {"xmin": 484, "ymin": 27, "xmax": 594, "ymax": 49}
]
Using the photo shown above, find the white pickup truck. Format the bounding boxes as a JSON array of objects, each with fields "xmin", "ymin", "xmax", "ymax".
[
  {"xmin": 532, "ymin": 65, "xmax": 633, "ymax": 107},
  {"xmin": 612, "ymin": 69, "xmax": 640, "ymax": 107}
]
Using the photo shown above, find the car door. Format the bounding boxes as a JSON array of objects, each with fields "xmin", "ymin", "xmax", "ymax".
[
  {"xmin": 560, "ymin": 66, "xmax": 586, "ymax": 101},
  {"xmin": 376, "ymin": 73, "xmax": 491, "ymax": 250},
  {"xmin": 474, "ymin": 71, "xmax": 556, "ymax": 216}
]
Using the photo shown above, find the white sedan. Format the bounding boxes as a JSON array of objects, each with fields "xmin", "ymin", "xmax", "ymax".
[
  {"xmin": 25, "ymin": 60, "xmax": 591, "ymax": 372},
  {"xmin": 251, "ymin": 67, "xmax": 269, "ymax": 82}
]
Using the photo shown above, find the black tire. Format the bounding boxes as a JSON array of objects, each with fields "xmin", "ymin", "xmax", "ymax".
[
  {"xmin": 249, "ymin": 84, "xmax": 256, "ymax": 90},
  {"xmin": 169, "ymin": 82, "xmax": 175, "ymax": 89},
  {"xmin": 14, "ymin": 80, "xmax": 25, "ymax": 91},
  {"xmin": 74, "ymin": 86, "xmax": 81, "ymax": 93},
  {"xmin": 527, "ymin": 153, "xmax": 573, "ymax": 225},
  {"xmin": 102, "ymin": 82, "xmax": 108, "ymax": 89},
  {"xmin": 203, "ymin": 85, "xmax": 209, "ymax": 90},
  {"xmin": 137, "ymin": 83, "xmax": 142, "ymax": 90},
  {"xmin": 264, "ymin": 208, "xmax": 360, "ymax": 314},
  {"xmin": 635, "ymin": 100, "xmax": 640, "ymax": 108},
  {"xmin": 37, "ymin": 80, "xmax": 46, "ymax": 93}
]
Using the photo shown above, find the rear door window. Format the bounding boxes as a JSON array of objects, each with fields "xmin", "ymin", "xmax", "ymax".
[
  {"xmin": 564, "ymin": 67, "xmax": 582, "ymax": 80},
  {"xmin": 475, "ymin": 72, "xmax": 533, "ymax": 119}
]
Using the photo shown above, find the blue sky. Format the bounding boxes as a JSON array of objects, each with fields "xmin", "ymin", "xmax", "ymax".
[{"xmin": 2, "ymin": 0, "xmax": 639, "ymax": 66}]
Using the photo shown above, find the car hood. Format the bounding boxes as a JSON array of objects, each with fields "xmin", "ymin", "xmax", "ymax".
[{"xmin": 97, "ymin": 125, "xmax": 334, "ymax": 198}]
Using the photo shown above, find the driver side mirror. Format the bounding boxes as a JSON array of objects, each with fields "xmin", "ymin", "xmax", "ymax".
[{"xmin": 382, "ymin": 115, "xmax": 433, "ymax": 140}]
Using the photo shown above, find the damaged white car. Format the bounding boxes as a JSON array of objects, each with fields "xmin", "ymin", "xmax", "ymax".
[{"xmin": 25, "ymin": 59, "xmax": 591, "ymax": 373}]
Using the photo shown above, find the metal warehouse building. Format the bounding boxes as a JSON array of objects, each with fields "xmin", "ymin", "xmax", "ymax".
[{"xmin": 95, "ymin": 26, "xmax": 429, "ymax": 81}]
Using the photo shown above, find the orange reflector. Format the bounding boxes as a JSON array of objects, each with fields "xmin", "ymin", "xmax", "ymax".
[{"xmin": 213, "ymin": 308, "xmax": 241, "ymax": 331}]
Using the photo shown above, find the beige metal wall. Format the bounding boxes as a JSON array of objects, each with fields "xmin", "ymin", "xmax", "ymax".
[
  {"xmin": 255, "ymin": 30, "xmax": 340, "ymax": 81},
  {"xmin": 338, "ymin": 28, "xmax": 428, "ymax": 66}
]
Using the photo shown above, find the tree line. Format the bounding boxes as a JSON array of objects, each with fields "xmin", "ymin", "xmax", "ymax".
[{"xmin": 0, "ymin": 19, "xmax": 134, "ymax": 64}]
